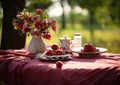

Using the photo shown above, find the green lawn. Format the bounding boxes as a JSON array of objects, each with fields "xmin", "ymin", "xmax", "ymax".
[
  {"xmin": 0, "ymin": 23, "xmax": 120, "ymax": 54},
  {"xmin": 26, "ymin": 25, "xmax": 120, "ymax": 53}
]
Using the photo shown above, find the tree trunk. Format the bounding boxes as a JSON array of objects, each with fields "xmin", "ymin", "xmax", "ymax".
[
  {"xmin": 0, "ymin": 0, "xmax": 26, "ymax": 50},
  {"xmin": 70, "ymin": 7, "xmax": 75, "ymax": 28},
  {"xmin": 89, "ymin": 11, "xmax": 95, "ymax": 44},
  {"xmin": 60, "ymin": 0, "xmax": 66, "ymax": 29}
]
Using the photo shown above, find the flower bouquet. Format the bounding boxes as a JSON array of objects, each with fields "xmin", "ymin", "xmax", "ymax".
[{"xmin": 13, "ymin": 8, "xmax": 58, "ymax": 53}]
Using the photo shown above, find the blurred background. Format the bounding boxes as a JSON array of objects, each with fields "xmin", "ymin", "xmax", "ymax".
[{"xmin": 0, "ymin": 0, "xmax": 120, "ymax": 53}]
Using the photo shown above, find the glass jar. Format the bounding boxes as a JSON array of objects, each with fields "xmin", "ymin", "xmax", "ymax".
[{"xmin": 71, "ymin": 33, "xmax": 82, "ymax": 51}]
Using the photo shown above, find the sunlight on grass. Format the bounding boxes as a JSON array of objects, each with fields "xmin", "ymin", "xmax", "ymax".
[
  {"xmin": 0, "ymin": 23, "xmax": 119, "ymax": 53},
  {"xmin": 25, "ymin": 27, "xmax": 120, "ymax": 53},
  {"xmin": 94, "ymin": 29, "xmax": 120, "ymax": 53}
]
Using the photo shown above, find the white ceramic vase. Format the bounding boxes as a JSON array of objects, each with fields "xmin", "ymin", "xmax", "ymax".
[{"xmin": 28, "ymin": 36, "xmax": 46, "ymax": 53}]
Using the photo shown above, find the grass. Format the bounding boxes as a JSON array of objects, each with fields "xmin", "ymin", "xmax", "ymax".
[
  {"xmin": 0, "ymin": 23, "xmax": 120, "ymax": 53},
  {"xmin": 25, "ymin": 24, "xmax": 120, "ymax": 53}
]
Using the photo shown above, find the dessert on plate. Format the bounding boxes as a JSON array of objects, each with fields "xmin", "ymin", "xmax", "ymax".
[
  {"xmin": 36, "ymin": 44, "xmax": 72, "ymax": 61},
  {"xmin": 81, "ymin": 43, "xmax": 99, "ymax": 53},
  {"xmin": 78, "ymin": 43, "xmax": 103, "ymax": 58},
  {"xmin": 45, "ymin": 44, "xmax": 64, "ymax": 56}
]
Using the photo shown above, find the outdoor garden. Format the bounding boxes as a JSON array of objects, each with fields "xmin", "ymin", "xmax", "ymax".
[{"xmin": 0, "ymin": 0, "xmax": 120, "ymax": 53}]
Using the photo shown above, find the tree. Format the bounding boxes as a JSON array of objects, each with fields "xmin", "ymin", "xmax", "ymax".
[
  {"xmin": 0, "ymin": 0, "xmax": 26, "ymax": 49},
  {"xmin": 76, "ymin": 0, "xmax": 104, "ymax": 44},
  {"xmin": 26, "ymin": 0, "xmax": 53, "ymax": 11},
  {"xmin": 60, "ymin": 0, "xmax": 66, "ymax": 29},
  {"xmin": 109, "ymin": 0, "xmax": 120, "ymax": 26},
  {"xmin": 67, "ymin": 0, "xmax": 78, "ymax": 27}
]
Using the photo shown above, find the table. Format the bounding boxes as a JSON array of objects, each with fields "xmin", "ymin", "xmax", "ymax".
[{"xmin": 0, "ymin": 49, "xmax": 120, "ymax": 85}]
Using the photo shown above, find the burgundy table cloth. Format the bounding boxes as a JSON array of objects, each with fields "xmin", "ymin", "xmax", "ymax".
[{"xmin": 0, "ymin": 49, "xmax": 120, "ymax": 85}]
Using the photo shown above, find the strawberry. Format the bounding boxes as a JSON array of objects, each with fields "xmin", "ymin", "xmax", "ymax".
[
  {"xmin": 56, "ymin": 61, "xmax": 63, "ymax": 68},
  {"xmin": 65, "ymin": 51, "xmax": 73, "ymax": 54},
  {"xmin": 92, "ymin": 47, "xmax": 97, "ymax": 52},
  {"xmin": 51, "ymin": 44, "xmax": 59, "ymax": 50},
  {"xmin": 45, "ymin": 50, "xmax": 54, "ymax": 56},
  {"xmin": 84, "ymin": 44, "xmax": 93, "ymax": 52},
  {"xmin": 55, "ymin": 50, "xmax": 64, "ymax": 55},
  {"xmin": 83, "ymin": 43, "xmax": 98, "ymax": 52}
]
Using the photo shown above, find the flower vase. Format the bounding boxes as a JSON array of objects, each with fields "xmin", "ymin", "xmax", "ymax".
[{"xmin": 28, "ymin": 36, "xmax": 46, "ymax": 53}]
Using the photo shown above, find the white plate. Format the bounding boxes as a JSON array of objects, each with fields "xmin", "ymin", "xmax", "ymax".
[
  {"xmin": 72, "ymin": 47, "xmax": 107, "ymax": 54},
  {"xmin": 72, "ymin": 47, "xmax": 107, "ymax": 58},
  {"xmin": 36, "ymin": 53, "xmax": 72, "ymax": 61}
]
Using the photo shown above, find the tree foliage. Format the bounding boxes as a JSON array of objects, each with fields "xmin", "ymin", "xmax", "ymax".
[
  {"xmin": 67, "ymin": 0, "xmax": 78, "ymax": 8},
  {"xmin": 66, "ymin": 0, "xmax": 120, "ymax": 44},
  {"xmin": 108, "ymin": 0, "xmax": 120, "ymax": 25},
  {"xmin": 75, "ymin": 0, "xmax": 104, "ymax": 43},
  {"xmin": 76, "ymin": 0, "xmax": 104, "ymax": 11},
  {"xmin": 26, "ymin": 0, "xmax": 53, "ymax": 11}
]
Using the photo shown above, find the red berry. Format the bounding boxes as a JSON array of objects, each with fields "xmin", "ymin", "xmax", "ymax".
[
  {"xmin": 92, "ymin": 47, "xmax": 97, "ymax": 52},
  {"xmin": 65, "ymin": 51, "xmax": 72, "ymax": 54},
  {"xmin": 56, "ymin": 61, "xmax": 63, "ymax": 68},
  {"xmin": 83, "ymin": 43, "xmax": 97, "ymax": 52},
  {"xmin": 45, "ymin": 50, "xmax": 54, "ymax": 56},
  {"xmin": 55, "ymin": 50, "xmax": 64, "ymax": 55},
  {"xmin": 51, "ymin": 44, "xmax": 59, "ymax": 50}
]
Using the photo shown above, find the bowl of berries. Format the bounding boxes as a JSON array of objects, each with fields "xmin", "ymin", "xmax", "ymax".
[
  {"xmin": 36, "ymin": 44, "xmax": 72, "ymax": 61},
  {"xmin": 72, "ymin": 43, "xmax": 107, "ymax": 58}
]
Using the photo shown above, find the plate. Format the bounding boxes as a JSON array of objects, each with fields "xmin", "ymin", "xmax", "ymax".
[
  {"xmin": 72, "ymin": 47, "xmax": 107, "ymax": 54},
  {"xmin": 36, "ymin": 53, "xmax": 72, "ymax": 61},
  {"xmin": 72, "ymin": 47, "xmax": 107, "ymax": 58}
]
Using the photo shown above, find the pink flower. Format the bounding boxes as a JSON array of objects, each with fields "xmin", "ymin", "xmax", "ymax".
[
  {"xmin": 32, "ymin": 15, "xmax": 39, "ymax": 21},
  {"xmin": 31, "ymin": 29, "xmax": 40, "ymax": 36},
  {"xmin": 34, "ymin": 20, "xmax": 41, "ymax": 28},
  {"xmin": 36, "ymin": 8, "xmax": 42, "ymax": 14},
  {"xmin": 17, "ymin": 23, "xmax": 23, "ymax": 29},
  {"xmin": 13, "ymin": 8, "xmax": 58, "ymax": 40},
  {"xmin": 52, "ymin": 25, "xmax": 58, "ymax": 32},
  {"xmin": 48, "ymin": 20, "xmax": 57, "ymax": 26},
  {"xmin": 43, "ymin": 29, "xmax": 49, "ymax": 33},
  {"xmin": 42, "ymin": 33, "xmax": 51, "ymax": 40},
  {"xmin": 51, "ymin": 20, "xmax": 56, "ymax": 25},
  {"xmin": 13, "ymin": 23, "xmax": 23, "ymax": 29},
  {"xmin": 40, "ymin": 20, "xmax": 48, "ymax": 28},
  {"xmin": 22, "ymin": 27, "xmax": 31, "ymax": 33},
  {"xmin": 16, "ymin": 14, "xmax": 24, "ymax": 19}
]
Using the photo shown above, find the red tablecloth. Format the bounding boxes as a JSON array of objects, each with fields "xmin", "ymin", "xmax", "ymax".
[{"xmin": 0, "ymin": 49, "xmax": 120, "ymax": 85}]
